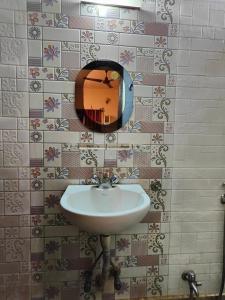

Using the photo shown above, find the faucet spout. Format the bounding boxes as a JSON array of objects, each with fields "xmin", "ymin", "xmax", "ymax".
[
  {"xmin": 182, "ymin": 271, "xmax": 202, "ymax": 299},
  {"xmin": 189, "ymin": 281, "xmax": 199, "ymax": 298},
  {"xmin": 91, "ymin": 174, "xmax": 119, "ymax": 189}
]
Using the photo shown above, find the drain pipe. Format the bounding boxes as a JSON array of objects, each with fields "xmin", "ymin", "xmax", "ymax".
[
  {"xmin": 100, "ymin": 235, "xmax": 111, "ymax": 287},
  {"xmin": 218, "ymin": 188, "xmax": 225, "ymax": 300}
]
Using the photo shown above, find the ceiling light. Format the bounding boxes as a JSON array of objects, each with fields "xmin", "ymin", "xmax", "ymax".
[{"xmin": 81, "ymin": 0, "xmax": 141, "ymax": 9}]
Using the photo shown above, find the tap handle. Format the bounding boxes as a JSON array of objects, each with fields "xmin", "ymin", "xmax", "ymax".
[
  {"xmin": 196, "ymin": 281, "xmax": 202, "ymax": 287},
  {"xmin": 110, "ymin": 174, "xmax": 119, "ymax": 185},
  {"xmin": 182, "ymin": 271, "xmax": 196, "ymax": 282},
  {"xmin": 91, "ymin": 174, "xmax": 101, "ymax": 184}
]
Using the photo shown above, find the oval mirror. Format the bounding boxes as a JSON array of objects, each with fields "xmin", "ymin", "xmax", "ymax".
[{"xmin": 75, "ymin": 60, "xmax": 133, "ymax": 133}]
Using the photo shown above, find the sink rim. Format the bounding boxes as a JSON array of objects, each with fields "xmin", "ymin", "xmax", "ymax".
[{"xmin": 60, "ymin": 184, "xmax": 150, "ymax": 218}]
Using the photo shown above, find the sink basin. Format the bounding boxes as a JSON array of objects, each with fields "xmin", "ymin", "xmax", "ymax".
[{"xmin": 60, "ymin": 184, "xmax": 151, "ymax": 234}]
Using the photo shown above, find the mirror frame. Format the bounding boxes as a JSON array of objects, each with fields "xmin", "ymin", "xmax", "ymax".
[{"xmin": 75, "ymin": 60, "xmax": 133, "ymax": 133}]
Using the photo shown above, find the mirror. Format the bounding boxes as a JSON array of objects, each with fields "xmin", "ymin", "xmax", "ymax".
[{"xmin": 75, "ymin": 60, "xmax": 133, "ymax": 133}]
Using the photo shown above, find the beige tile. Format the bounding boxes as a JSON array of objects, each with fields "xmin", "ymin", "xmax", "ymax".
[
  {"xmin": 2, "ymin": 92, "xmax": 29, "ymax": 117},
  {"xmin": 4, "ymin": 143, "xmax": 29, "ymax": 167},
  {"xmin": 0, "ymin": 168, "xmax": 18, "ymax": 179},
  {"xmin": 0, "ymin": 117, "xmax": 17, "ymax": 129},
  {"xmin": 5, "ymin": 192, "xmax": 30, "ymax": 215},
  {"xmin": 5, "ymin": 239, "xmax": 30, "ymax": 262}
]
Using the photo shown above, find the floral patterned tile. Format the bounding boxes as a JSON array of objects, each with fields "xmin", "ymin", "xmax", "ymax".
[
  {"xmin": 105, "ymin": 133, "xmax": 117, "ymax": 144},
  {"xmin": 43, "ymin": 41, "xmax": 61, "ymax": 67},
  {"xmin": 80, "ymin": 132, "xmax": 93, "ymax": 144},
  {"xmin": 168, "ymin": 23, "xmax": 179, "ymax": 37},
  {"xmin": 44, "ymin": 191, "xmax": 61, "ymax": 214},
  {"xmin": 44, "ymin": 144, "xmax": 61, "ymax": 167},
  {"xmin": 166, "ymin": 74, "xmax": 176, "ymax": 86},
  {"xmin": 151, "ymin": 144, "xmax": 169, "ymax": 168},
  {"xmin": 117, "ymin": 150, "xmax": 133, "ymax": 167},
  {"xmin": 147, "ymin": 274, "xmax": 168, "ymax": 297},
  {"xmin": 5, "ymin": 192, "xmax": 30, "ymax": 215},
  {"xmin": 79, "ymin": 232, "xmax": 98, "ymax": 258},
  {"xmin": 81, "ymin": 29, "xmax": 94, "ymax": 43},
  {"xmin": 29, "ymin": 67, "xmax": 54, "ymax": 80},
  {"xmin": 115, "ymin": 278, "xmax": 130, "ymax": 299},
  {"xmin": 130, "ymin": 72, "xmax": 144, "ymax": 85},
  {"xmin": 29, "ymin": 80, "xmax": 43, "ymax": 93},
  {"xmin": 154, "ymin": 48, "xmax": 173, "ymax": 74},
  {"xmin": 80, "ymin": 3, "xmax": 99, "ymax": 17},
  {"xmin": 135, "ymin": 97, "xmax": 152, "ymax": 106},
  {"xmin": 28, "ymin": 26, "xmax": 42, "ymax": 40},
  {"xmin": 42, "ymin": 0, "xmax": 61, "ymax": 13},
  {"xmin": 54, "ymin": 68, "xmax": 69, "ymax": 81},
  {"xmin": 119, "ymin": 46, "xmax": 136, "ymax": 71},
  {"xmin": 61, "ymin": 41, "xmax": 80, "ymax": 52},
  {"xmin": 154, "ymin": 36, "xmax": 168, "ymax": 48},
  {"xmin": 6, "ymin": 238, "xmax": 30, "ymax": 262},
  {"xmin": 106, "ymin": 19, "xmax": 131, "ymax": 33},
  {"xmin": 131, "ymin": 20, "xmax": 144, "ymax": 34},
  {"xmin": 30, "ymin": 118, "xmax": 55, "ymax": 131},
  {"xmin": 95, "ymin": 17, "xmax": 106, "ymax": 31},
  {"xmin": 44, "ymin": 237, "xmax": 61, "ymax": 259},
  {"xmin": 28, "ymin": 12, "xmax": 54, "ymax": 27},
  {"xmin": 30, "ymin": 131, "xmax": 43, "ymax": 143},
  {"xmin": 80, "ymin": 43, "xmax": 100, "ymax": 67},
  {"xmin": 151, "ymin": 133, "xmax": 164, "ymax": 144},
  {"xmin": 137, "ymin": 47, "xmax": 154, "ymax": 57},
  {"xmin": 156, "ymin": 0, "xmax": 178, "ymax": 24},
  {"xmin": 148, "ymin": 232, "xmax": 169, "ymax": 256},
  {"xmin": 80, "ymin": 149, "xmax": 104, "ymax": 167},
  {"xmin": 54, "ymin": 13, "xmax": 68, "ymax": 28},
  {"xmin": 152, "ymin": 98, "xmax": 172, "ymax": 123},
  {"xmin": 43, "ymin": 93, "xmax": 61, "ymax": 118},
  {"xmin": 153, "ymin": 86, "xmax": 166, "ymax": 98}
]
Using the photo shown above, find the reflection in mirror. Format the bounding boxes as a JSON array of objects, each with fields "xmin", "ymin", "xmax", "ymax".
[{"xmin": 75, "ymin": 60, "xmax": 133, "ymax": 133}]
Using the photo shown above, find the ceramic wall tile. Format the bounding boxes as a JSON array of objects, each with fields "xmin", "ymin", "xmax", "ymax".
[
  {"xmin": 42, "ymin": 0, "xmax": 61, "ymax": 13},
  {"xmin": 5, "ymin": 192, "xmax": 30, "ymax": 215},
  {"xmin": 0, "ymin": 38, "xmax": 28, "ymax": 65},
  {"xmin": 43, "ymin": 41, "xmax": 61, "ymax": 67},
  {"xmin": 2, "ymin": 92, "xmax": 29, "ymax": 117},
  {"xmin": 0, "ymin": 0, "xmax": 223, "ymax": 298},
  {"xmin": 4, "ymin": 143, "xmax": 29, "ymax": 166},
  {"xmin": 69, "ymin": 16, "xmax": 95, "ymax": 29},
  {"xmin": 119, "ymin": 46, "xmax": 136, "ymax": 71},
  {"xmin": 43, "ymin": 27, "xmax": 80, "ymax": 42}
]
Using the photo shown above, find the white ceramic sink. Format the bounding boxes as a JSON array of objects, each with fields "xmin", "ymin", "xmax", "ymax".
[{"xmin": 60, "ymin": 184, "xmax": 151, "ymax": 234}]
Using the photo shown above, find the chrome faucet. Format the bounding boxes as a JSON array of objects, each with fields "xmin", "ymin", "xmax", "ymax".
[
  {"xmin": 182, "ymin": 271, "xmax": 202, "ymax": 299},
  {"xmin": 91, "ymin": 174, "xmax": 119, "ymax": 189}
]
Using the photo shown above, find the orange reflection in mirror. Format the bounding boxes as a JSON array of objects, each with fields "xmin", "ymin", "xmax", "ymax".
[{"xmin": 83, "ymin": 69, "xmax": 121, "ymax": 125}]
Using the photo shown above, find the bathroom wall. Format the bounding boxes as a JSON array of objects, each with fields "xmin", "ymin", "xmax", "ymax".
[
  {"xmin": 0, "ymin": 0, "xmax": 224, "ymax": 299},
  {"xmin": 169, "ymin": 0, "xmax": 225, "ymax": 295}
]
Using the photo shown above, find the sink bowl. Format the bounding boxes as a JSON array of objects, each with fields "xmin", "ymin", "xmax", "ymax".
[{"xmin": 60, "ymin": 184, "xmax": 151, "ymax": 234}]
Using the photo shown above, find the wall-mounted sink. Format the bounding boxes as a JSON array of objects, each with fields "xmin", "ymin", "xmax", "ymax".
[{"xmin": 60, "ymin": 184, "xmax": 151, "ymax": 234}]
